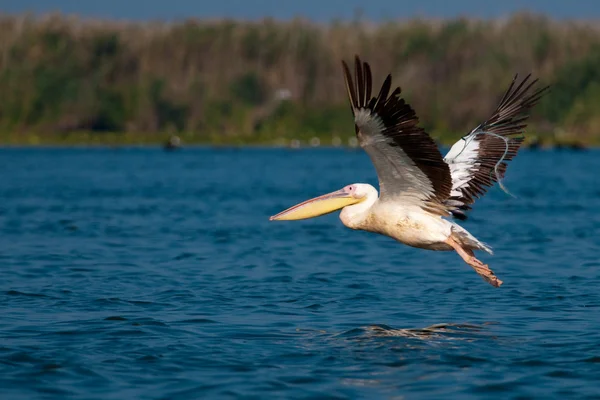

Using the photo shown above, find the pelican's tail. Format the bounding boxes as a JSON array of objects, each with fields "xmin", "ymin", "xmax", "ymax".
[{"xmin": 450, "ymin": 223, "xmax": 493, "ymax": 255}]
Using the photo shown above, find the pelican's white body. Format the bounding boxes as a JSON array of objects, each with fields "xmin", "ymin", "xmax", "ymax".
[{"xmin": 340, "ymin": 184, "xmax": 492, "ymax": 253}]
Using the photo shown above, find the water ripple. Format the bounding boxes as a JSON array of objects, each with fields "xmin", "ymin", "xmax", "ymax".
[{"xmin": 1, "ymin": 148, "xmax": 600, "ymax": 398}]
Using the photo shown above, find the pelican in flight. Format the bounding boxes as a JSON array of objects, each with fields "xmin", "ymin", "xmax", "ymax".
[{"xmin": 270, "ymin": 56, "xmax": 548, "ymax": 287}]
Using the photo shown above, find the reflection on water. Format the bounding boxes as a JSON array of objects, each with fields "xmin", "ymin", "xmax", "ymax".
[{"xmin": 363, "ymin": 322, "xmax": 490, "ymax": 338}]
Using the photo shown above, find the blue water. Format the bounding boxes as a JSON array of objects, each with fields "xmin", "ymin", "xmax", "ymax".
[{"xmin": 1, "ymin": 147, "xmax": 600, "ymax": 399}]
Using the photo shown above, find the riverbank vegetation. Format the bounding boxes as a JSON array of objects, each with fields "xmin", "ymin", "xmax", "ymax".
[{"xmin": 0, "ymin": 12, "xmax": 599, "ymax": 146}]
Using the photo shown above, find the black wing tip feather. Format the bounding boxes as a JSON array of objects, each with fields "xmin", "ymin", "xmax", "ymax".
[
  {"xmin": 341, "ymin": 60, "xmax": 357, "ymax": 110},
  {"xmin": 451, "ymin": 210, "xmax": 468, "ymax": 220},
  {"xmin": 485, "ymin": 73, "xmax": 550, "ymax": 135},
  {"xmin": 341, "ymin": 55, "xmax": 408, "ymax": 121},
  {"xmin": 342, "ymin": 55, "xmax": 378, "ymax": 110},
  {"xmin": 489, "ymin": 72, "xmax": 550, "ymax": 137}
]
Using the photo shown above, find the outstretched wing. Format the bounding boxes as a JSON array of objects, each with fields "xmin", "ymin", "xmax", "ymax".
[
  {"xmin": 342, "ymin": 56, "xmax": 453, "ymax": 215},
  {"xmin": 443, "ymin": 74, "xmax": 549, "ymax": 220}
]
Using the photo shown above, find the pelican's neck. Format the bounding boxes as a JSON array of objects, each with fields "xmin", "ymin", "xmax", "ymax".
[{"xmin": 340, "ymin": 185, "xmax": 379, "ymax": 229}]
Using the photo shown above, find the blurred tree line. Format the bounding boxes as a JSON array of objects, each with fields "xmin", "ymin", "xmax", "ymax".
[{"xmin": 0, "ymin": 12, "xmax": 599, "ymax": 145}]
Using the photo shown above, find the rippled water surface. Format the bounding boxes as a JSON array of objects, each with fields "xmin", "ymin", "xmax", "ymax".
[{"xmin": 1, "ymin": 147, "xmax": 600, "ymax": 399}]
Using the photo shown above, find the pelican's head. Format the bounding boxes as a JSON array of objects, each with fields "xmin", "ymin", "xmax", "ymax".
[{"xmin": 269, "ymin": 183, "xmax": 374, "ymax": 221}]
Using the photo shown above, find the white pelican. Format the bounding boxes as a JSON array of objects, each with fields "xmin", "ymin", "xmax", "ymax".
[{"xmin": 270, "ymin": 56, "xmax": 548, "ymax": 287}]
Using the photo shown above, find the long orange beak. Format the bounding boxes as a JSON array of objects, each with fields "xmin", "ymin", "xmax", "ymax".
[{"xmin": 270, "ymin": 189, "xmax": 363, "ymax": 221}]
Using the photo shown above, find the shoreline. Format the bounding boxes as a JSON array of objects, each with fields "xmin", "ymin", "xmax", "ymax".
[
  {"xmin": 0, "ymin": 130, "xmax": 593, "ymax": 149},
  {"xmin": 0, "ymin": 137, "xmax": 593, "ymax": 150}
]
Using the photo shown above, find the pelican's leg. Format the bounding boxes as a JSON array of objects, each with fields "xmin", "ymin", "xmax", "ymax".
[{"xmin": 445, "ymin": 236, "xmax": 503, "ymax": 287}]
